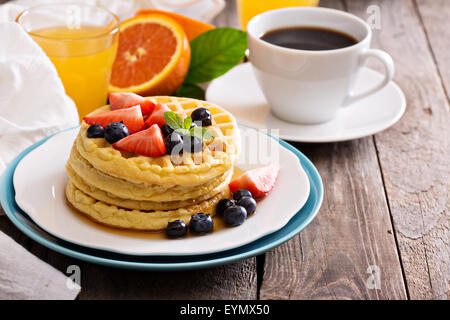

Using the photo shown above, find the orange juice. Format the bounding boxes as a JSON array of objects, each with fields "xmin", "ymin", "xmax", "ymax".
[
  {"xmin": 237, "ymin": 0, "xmax": 320, "ymax": 30},
  {"xmin": 30, "ymin": 26, "xmax": 119, "ymax": 119}
]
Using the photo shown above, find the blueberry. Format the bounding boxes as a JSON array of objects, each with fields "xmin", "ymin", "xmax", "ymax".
[
  {"xmin": 223, "ymin": 206, "xmax": 247, "ymax": 227},
  {"xmin": 164, "ymin": 132, "xmax": 184, "ymax": 155},
  {"xmin": 189, "ymin": 213, "xmax": 214, "ymax": 234},
  {"xmin": 160, "ymin": 124, "xmax": 174, "ymax": 137},
  {"xmin": 104, "ymin": 122, "xmax": 129, "ymax": 144},
  {"xmin": 86, "ymin": 124, "xmax": 105, "ymax": 138},
  {"xmin": 166, "ymin": 220, "xmax": 187, "ymax": 238},
  {"xmin": 216, "ymin": 198, "xmax": 235, "ymax": 215},
  {"xmin": 191, "ymin": 108, "xmax": 212, "ymax": 127},
  {"xmin": 233, "ymin": 189, "xmax": 253, "ymax": 201},
  {"xmin": 237, "ymin": 196, "xmax": 256, "ymax": 216},
  {"xmin": 183, "ymin": 135, "xmax": 203, "ymax": 153}
]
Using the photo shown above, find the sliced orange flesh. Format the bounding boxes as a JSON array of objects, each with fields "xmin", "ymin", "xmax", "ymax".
[
  {"xmin": 136, "ymin": 8, "xmax": 215, "ymax": 40},
  {"xmin": 109, "ymin": 14, "xmax": 190, "ymax": 96}
]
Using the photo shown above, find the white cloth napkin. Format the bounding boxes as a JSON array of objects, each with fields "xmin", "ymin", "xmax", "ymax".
[
  {"xmin": 0, "ymin": 22, "xmax": 79, "ymax": 178},
  {"xmin": 0, "ymin": 0, "xmax": 225, "ymax": 23},
  {"xmin": 0, "ymin": 231, "xmax": 81, "ymax": 300},
  {"xmin": 0, "ymin": 21, "xmax": 80, "ymax": 300},
  {"xmin": 0, "ymin": 0, "xmax": 224, "ymax": 300}
]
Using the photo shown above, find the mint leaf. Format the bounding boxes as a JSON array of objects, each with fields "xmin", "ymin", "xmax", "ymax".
[
  {"xmin": 164, "ymin": 111, "xmax": 214, "ymax": 141},
  {"xmin": 183, "ymin": 116, "xmax": 192, "ymax": 130},
  {"xmin": 174, "ymin": 128, "xmax": 190, "ymax": 136},
  {"xmin": 164, "ymin": 111, "xmax": 183, "ymax": 130},
  {"xmin": 190, "ymin": 126, "xmax": 214, "ymax": 141},
  {"xmin": 201, "ymin": 128, "xmax": 214, "ymax": 141},
  {"xmin": 185, "ymin": 28, "xmax": 247, "ymax": 84},
  {"xmin": 174, "ymin": 83, "xmax": 205, "ymax": 100}
]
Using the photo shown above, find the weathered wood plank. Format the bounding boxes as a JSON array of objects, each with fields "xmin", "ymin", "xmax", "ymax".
[
  {"xmin": 261, "ymin": 139, "xmax": 407, "ymax": 300},
  {"xmin": 346, "ymin": 0, "xmax": 450, "ymax": 300},
  {"xmin": 415, "ymin": 0, "xmax": 450, "ymax": 98},
  {"xmin": 259, "ymin": 0, "xmax": 407, "ymax": 300},
  {"xmin": 78, "ymin": 261, "xmax": 257, "ymax": 300}
]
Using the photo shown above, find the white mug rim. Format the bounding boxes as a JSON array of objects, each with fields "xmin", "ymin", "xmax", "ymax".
[{"xmin": 247, "ymin": 7, "xmax": 372, "ymax": 55}]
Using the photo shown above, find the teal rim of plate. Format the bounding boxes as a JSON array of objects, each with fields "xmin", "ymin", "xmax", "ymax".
[{"xmin": 0, "ymin": 126, "xmax": 323, "ymax": 271}]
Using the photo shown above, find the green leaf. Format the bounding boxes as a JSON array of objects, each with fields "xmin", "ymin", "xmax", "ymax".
[
  {"xmin": 174, "ymin": 83, "xmax": 205, "ymax": 100},
  {"xmin": 174, "ymin": 128, "xmax": 190, "ymax": 136},
  {"xmin": 185, "ymin": 28, "xmax": 247, "ymax": 84},
  {"xmin": 183, "ymin": 116, "xmax": 192, "ymax": 130},
  {"xmin": 201, "ymin": 128, "xmax": 214, "ymax": 140},
  {"xmin": 164, "ymin": 111, "xmax": 183, "ymax": 130},
  {"xmin": 190, "ymin": 126, "xmax": 214, "ymax": 141}
]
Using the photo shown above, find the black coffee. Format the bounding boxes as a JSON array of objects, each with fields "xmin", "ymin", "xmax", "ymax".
[{"xmin": 260, "ymin": 26, "xmax": 358, "ymax": 51}]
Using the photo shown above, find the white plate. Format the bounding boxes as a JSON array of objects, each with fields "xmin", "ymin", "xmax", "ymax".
[
  {"xmin": 13, "ymin": 126, "xmax": 310, "ymax": 256},
  {"xmin": 206, "ymin": 63, "xmax": 406, "ymax": 142}
]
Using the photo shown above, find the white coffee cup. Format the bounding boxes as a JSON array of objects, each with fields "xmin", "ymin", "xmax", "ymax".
[{"xmin": 247, "ymin": 7, "xmax": 395, "ymax": 124}]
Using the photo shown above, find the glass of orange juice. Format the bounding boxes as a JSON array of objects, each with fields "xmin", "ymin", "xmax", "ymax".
[
  {"xmin": 16, "ymin": 3, "xmax": 120, "ymax": 120},
  {"xmin": 237, "ymin": 0, "xmax": 320, "ymax": 30}
]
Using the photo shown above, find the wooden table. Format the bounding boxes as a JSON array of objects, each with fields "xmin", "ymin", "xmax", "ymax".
[{"xmin": 1, "ymin": 0, "xmax": 448, "ymax": 300}]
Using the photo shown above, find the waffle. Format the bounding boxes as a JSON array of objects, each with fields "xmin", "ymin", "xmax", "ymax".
[
  {"xmin": 68, "ymin": 145, "xmax": 233, "ymax": 202},
  {"xmin": 66, "ymin": 181, "xmax": 229, "ymax": 231},
  {"xmin": 76, "ymin": 96, "xmax": 240, "ymax": 186},
  {"xmin": 66, "ymin": 96, "xmax": 240, "ymax": 231},
  {"xmin": 66, "ymin": 163, "xmax": 232, "ymax": 211}
]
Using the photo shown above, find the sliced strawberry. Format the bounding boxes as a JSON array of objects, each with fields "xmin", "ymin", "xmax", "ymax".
[
  {"xmin": 109, "ymin": 92, "xmax": 156, "ymax": 115},
  {"xmin": 113, "ymin": 124, "xmax": 167, "ymax": 157},
  {"xmin": 229, "ymin": 163, "xmax": 280, "ymax": 199},
  {"xmin": 144, "ymin": 103, "xmax": 171, "ymax": 128},
  {"xmin": 83, "ymin": 105, "xmax": 144, "ymax": 134}
]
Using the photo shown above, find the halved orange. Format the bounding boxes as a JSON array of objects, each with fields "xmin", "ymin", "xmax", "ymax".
[
  {"xmin": 109, "ymin": 14, "xmax": 191, "ymax": 96},
  {"xmin": 135, "ymin": 9, "xmax": 215, "ymax": 40}
]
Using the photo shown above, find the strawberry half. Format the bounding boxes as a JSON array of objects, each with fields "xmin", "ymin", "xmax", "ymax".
[
  {"xmin": 113, "ymin": 124, "xmax": 167, "ymax": 157},
  {"xmin": 229, "ymin": 163, "xmax": 280, "ymax": 199},
  {"xmin": 144, "ymin": 103, "xmax": 171, "ymax": 128},
  {"xmin": 109, "ymin": 92, "xmax": 156, "ymax": 115},
  {"xmin": 83, "ymin": 105, "xmax": 144, "ymax": 134}
]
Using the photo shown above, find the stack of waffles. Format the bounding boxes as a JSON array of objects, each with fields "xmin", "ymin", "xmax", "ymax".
[{"xmin": 65, "ymin": 96, "xmax": 240, "ymax": 230}]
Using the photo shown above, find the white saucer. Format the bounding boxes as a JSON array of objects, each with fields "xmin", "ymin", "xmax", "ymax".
[
  {"xmin": 206, "ymin": 63, "xmax": 406, "ymax": 142},
  {"xmin": 13, "ymin": 127, "xmax": 310, "ymax": 256}
]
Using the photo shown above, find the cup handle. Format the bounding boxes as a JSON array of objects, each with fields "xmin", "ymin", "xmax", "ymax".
[{"xmin": 343, "ymin": 49, "xmax": 395, "ymax": 106}]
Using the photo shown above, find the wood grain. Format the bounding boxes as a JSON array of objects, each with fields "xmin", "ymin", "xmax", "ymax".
[
  {"xmin": 1, "ymin": 0, "xmax": 447, "ymax": 300},
  {"xmin": 346, "ymin": 0, "xmax": 450, "ymax": 300},
  {"xmin": 260, "ymin": 139, "xmax": 407, "ymax": 299},
  {"xmin": 415, "ymin": 0, "xmax": 450, "ymax": 97},
  {"xmin": 258, "ymin": 0, "xmax": 407, "ymax": 300},
  {"xmin": 77, "ymin": 260, "xmax": 257, "ymax": 300}
]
